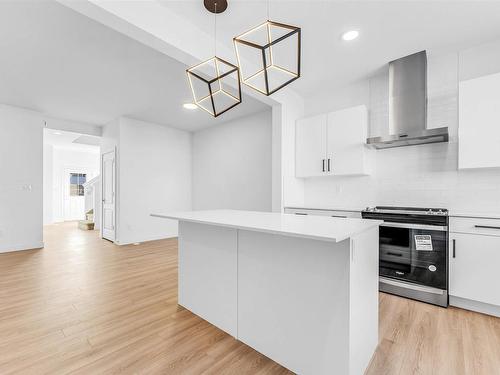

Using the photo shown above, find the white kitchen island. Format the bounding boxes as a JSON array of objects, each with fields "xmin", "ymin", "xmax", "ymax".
[{"xmin": 152, "ymin": 210, "xmax": 381, "ymax": 375}]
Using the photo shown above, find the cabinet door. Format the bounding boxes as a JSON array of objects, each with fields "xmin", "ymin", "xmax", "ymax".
[
  {"xmin": 449, "ymin": 233, "xmax": 500, "ymax": 306},
  {"xmin": 459, "ymin": 72, "xmax": 500, "ymax": 169},
  {"xmin": 327, "ymin": 105, "xmax": 368, "ymax": 176},
  {"xmin": 295, "ymin": 114, "xmax": 327, "ymax": 177}
]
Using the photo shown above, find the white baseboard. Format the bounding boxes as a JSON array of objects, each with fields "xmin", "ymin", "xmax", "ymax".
[
  {"xmin": 450, "ymin": 296, "xmax": 500, "ymax": 318},
  {"xmin": 0, "ymin": 242, "xmax": 44, "ymax": 254}
]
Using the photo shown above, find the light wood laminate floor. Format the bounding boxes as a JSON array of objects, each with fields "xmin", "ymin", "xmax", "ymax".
[{"xmin": 0, "ymin": 222, "xmax": 499, "ymax": 374}]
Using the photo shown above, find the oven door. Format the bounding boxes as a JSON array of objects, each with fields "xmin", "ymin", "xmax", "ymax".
[{"xmin": 379, "ymin": 222, "xmax": 447, "ymax": 290}]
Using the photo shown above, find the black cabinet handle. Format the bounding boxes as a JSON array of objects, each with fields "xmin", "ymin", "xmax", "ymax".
[
  {"xmin": 452, "ymin": 239, "xmax": 456, "ymax": 258},
  {"xmin": 327, "ymin": 158, "xmax": 331, "ymax": 172},
  {"xmin": 322, "ymin": 159, "xmax": 325, "ymax": 172},
  {"xmin": 387, "ymin": 252, "xmax": 403, "ymax": 257},
  {"xmin": 475, "ymin": 225, "xmax": 500, "ymax": 230},
  {"xmin": 331, "ymin": 215, "xmax": 347, "ymax": 218},
  {"xmin": 295, "ymin": 212, "xmax": 307, "ymax": 216}
]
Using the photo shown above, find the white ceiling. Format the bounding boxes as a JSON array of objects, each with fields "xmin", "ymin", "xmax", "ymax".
[
  {"xmin": 0, "ymin": 1, "xmax": 270, "ymax": 132},
  {"xmin": 161, "ymin": 0, "xmax": 500, "ymax": 96},
  {"xmin": 43, "ymin": 128, "xmax": 100, "ymax": 153}
]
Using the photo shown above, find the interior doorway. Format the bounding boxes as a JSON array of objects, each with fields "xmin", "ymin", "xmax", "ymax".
[
  {"xmin": 43, "ymin": 128, "xmax": 101, "ymax": 228},
  {"xmin": 63, "ymin": 169, "xmax": 97, "ymax": 221}
]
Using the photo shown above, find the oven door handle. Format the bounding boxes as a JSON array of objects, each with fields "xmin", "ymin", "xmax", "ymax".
[{"xmin": 380, "ymin": 222, "xmax": 448, "ymax": 231}]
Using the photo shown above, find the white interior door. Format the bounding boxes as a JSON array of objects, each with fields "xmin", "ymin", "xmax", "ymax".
[{"xmin": 102, "ymin": 150, "xmax": 116, "ymax": 242}]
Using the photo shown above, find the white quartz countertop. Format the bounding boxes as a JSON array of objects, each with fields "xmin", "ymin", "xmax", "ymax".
[{"xmin": 151, "ymin": 210, "xmax": 382, "ymax": 243}]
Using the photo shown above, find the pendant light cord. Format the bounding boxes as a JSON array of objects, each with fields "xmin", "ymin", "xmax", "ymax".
[
  {"xmin": 267, "ymin": 0, "xmax": 270, "ymax": 20},
  {"xmin": 214, "ymin": 2, "xmax": 217, "ymax": 56}
]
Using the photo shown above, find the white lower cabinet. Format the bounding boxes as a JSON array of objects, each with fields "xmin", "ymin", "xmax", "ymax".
[
  {"xmin": 449, "ymin": 216, "xmax": 500, "ymax": 316},
  {"xmin": 449, "ymin": 232, "xmax": 500, "ymax": 306}
]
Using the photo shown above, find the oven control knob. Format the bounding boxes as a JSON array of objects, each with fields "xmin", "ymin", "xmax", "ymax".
[{"xmin": 428, "ymin": 265, "xmax": 437, "ymax": 272}]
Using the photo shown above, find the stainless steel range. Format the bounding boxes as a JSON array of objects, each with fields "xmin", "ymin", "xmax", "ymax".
[{"xmin": 362, "ymin": 206, "xmax": 449, "ymax": 307}]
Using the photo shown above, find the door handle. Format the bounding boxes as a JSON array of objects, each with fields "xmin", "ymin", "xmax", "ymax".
[
  {"xmin": 327, "ymin": 158, "xmax": 331, "ymax": 172},
  {"xmin": 322, "ymin": 159, "xmax": 325, "ymax": 172},
  {"xmin": 452, "ymin": 239, "xmax": 456, "ymax": 258}
]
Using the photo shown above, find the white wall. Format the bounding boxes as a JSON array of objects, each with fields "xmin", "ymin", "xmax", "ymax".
[
  {"xmin": 301, "ymin": 41, "xmax": 500, "ymax": 214},
  {"xmin": 192, "ymin": 111, "xmax": 272, "ymax": 211},
  {"xmin": 0, "ymin": 104, "xmax": 43, "ymax": 252},
  {"xmin": 116, "ymin": 117, "xmax": 192, "ymax": 244}
]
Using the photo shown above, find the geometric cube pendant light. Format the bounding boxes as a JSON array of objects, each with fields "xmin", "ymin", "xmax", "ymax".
[
  {"xmin": 186, "ymin": 56, "xmax": 242, "ymax": 117},
  {"xmin": 234, "ymin": 20, "xmax": 301, "ymax": 96},
  {"xmin": 186, "ymin": 0, "xmax": 242, "ymax": 117}
]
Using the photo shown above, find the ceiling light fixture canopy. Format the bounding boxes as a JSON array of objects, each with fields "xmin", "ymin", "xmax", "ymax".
[
  {"xmin": 233, "ymin": 0, "xmax": 301, "ymax": 96},
  {"xmin": 186, "ymin": 0, "xmax": 242, "ymax": 117}
]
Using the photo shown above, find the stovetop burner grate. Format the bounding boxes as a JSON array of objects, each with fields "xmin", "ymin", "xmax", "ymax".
[{"xmin": 363, "ymin": 206, "xmax": 448, "ymax": 216}]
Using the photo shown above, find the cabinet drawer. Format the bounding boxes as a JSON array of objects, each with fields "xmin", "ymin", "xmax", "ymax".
[
  {"xmin": 284, "ymin": 208, "xmax": 361, "ymax": 219},
  {"xmin": 450, "ymin": 217, "xmax": 500, "ymax": 236}
]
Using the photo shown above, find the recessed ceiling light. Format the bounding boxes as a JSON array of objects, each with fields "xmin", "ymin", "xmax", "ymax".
[
  {"xmin": 53, "ymin": 131, "xmax": 62, "ymax": 135},
  {"xmin": 183, "ymin": 103, "xmax": 198, "ymax": 110},
  {"xmin": 341, "ymin": 30, "xmax": 359, "ymax": 41}
]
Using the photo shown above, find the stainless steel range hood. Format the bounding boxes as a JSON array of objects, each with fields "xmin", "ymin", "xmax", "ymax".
[{"xmin": 366, "ymin": 51, "xmax": 449, "ymax": 149}]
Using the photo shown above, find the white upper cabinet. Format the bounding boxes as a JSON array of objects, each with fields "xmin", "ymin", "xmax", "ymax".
[
  {"xmin": 295, "ymin": 114, "xmax": 327, "ymax": 177},
  {"xmin": 459, "ymin": 72, "xmax": 500, "ymax": 169},
  {"xmin": 296, "ymin": 105, "xmax": 370, "ymax": 178},
  {"xmin": 327, "ymin": 106, "xmax": 369, "ymax": 176}
]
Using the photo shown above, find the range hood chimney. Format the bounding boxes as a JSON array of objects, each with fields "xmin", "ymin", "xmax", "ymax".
[{"xmin": 366, "ymin": 50, "xmax": 449, "ymax": 149}]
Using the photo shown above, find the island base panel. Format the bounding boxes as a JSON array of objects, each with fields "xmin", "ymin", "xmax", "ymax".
[
  {"xmin": 238, "ymin": 230, "xmax": 351, "ymax": 375},
  {"xmin": 177, "ymin": 221, "xmax": 379, "ymax": 375},
  {"xmin": 178, "ymin": 222, "xmax": 237, "ymax": 337}
]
